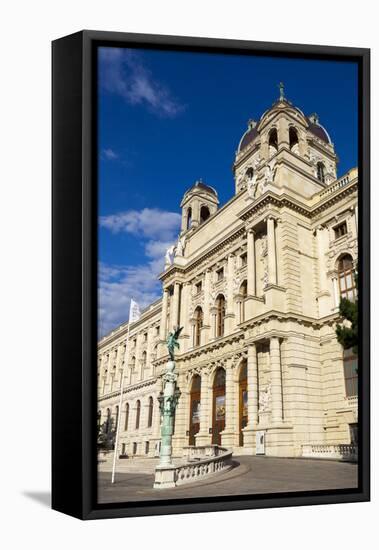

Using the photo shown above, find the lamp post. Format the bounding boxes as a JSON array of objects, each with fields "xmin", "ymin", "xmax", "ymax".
[{"xmin": 154, "ymin": 326, "xmax": 182, "ymax": 488}]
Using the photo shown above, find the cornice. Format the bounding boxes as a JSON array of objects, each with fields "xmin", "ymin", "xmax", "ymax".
[{"xmin": 98, "ymin": 376, "xmax": 158, "ymax": 402}]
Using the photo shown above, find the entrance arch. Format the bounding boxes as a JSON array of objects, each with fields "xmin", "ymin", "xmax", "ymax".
[
  {"xmin": 238, "ymin": 360, "xmax": 248, "ymax": 446},
  {"xmin": 212, "ymin": 367, "xmax": 226, "ymax": 445},
  {"xmin": 189, "ymin": 375, "xmax": 201, "ymax": 445}
]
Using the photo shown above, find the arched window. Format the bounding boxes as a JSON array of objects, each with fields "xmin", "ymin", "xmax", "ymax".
[
  {"xmin": 124, "ymin": 403, "xmax": 129, "ymax": 431},
  {"xmin": 337, "ymin": 254, "xmax": 356, "ymax": 301},
  {"xmin": 147, "ymin": 396, "xmax": 153, "ymax": 428},
  {"xmin": 194, "ymin": 306, "xmax": 203, "ymax": 347},
  {"xmin": 239, "ymin": 280, "xmax": 248, "ymax": 323},
  {"xmin": 216, "ymin": 295, "xmax": 226, "ymax": 338},
  {"xmin": 131, "ymin": 356, "xmax": 136, "ymax": 371},
  {"xmin": 317, "ymin": 162, "xmax": 325, "ymax": 183},
  {"xmin": 200, "ymin": 205, "xmax": 210, "ymax": 224},
  {"xmin": 245, "ymin": 167, "xmax": 254, "ymax": 181},
  {"xmin": 135, "ymin": 400, "xmax": 141, "ymax": 429},
  {"xmin": 268, "ymin": 128, "xmax": 278, "ymax": 155},
  {"xmin": 289, "ymin": 127, "xmax": 299, "ymax": 151},
  {"xmin": 187, "ymin": 207, "xmax": 192, "ymax": 229},
  {"xmin": 141, "ymin": 351, "xmax": 147, "ymax": 369}
]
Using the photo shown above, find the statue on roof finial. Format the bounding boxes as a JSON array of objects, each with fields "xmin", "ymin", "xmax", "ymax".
[{"xmin": 278, "ymin": 81, "xmax": 285, "ymax": 101}]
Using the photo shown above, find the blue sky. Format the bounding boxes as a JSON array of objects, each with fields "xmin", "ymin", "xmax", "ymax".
[{"xmin": 98, "ymin": 46, "xmax": 358, "ymax": 336}]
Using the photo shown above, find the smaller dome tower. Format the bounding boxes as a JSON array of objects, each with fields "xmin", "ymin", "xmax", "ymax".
[{"xmin": 180, "ymin": 179, "xmax": 219, "ymax": 232}]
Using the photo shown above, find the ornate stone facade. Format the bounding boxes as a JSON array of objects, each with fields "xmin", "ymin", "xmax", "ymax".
[{"xmin": 98, "ymin": 95, "xmax": 358, "ymax": 459}]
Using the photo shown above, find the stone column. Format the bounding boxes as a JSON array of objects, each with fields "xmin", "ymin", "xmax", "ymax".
[
  {"xmin": 247, "ymin": 343, "xmax": 258, "ymax": 426},
  {"xmin": 210, "ymin": 307, "xmax": 217, "ymax": 340},
  {"xmin": 316, "ymin": 226, "xmax": 328, "ymax": 292},
  {"xmin": 189, "ymin": 319, "xmax": 196, "ymax": 349},
  {"xmin": 202, "ymin": 269, "xmax": 211, "ymax": 343},
  {"xmin": 171, "ymin": 282, "xmax": 181, "ymax": 330},
  {"xmin": 195, "ymin": 370, "xmax": 212, "ymax": 445},
  {"xmin": 270, "ymin": 337, "xmax": 283, "ymax": 423},
  {"xmin": 316, "ymin": 225, "xmax": 331, "ymax": 316},
  {"xmin": 247, "ymin": 229, "xmax": 256, "ymax": 296},
  {"xmin": 355, "ymin": 204, "xmax": 358, "ymax": 234},
  {"xmin": 267, "ymin": 217, "xmax": 277, "ymax": 285},
  {"xmin": 221, "ymin": 363, "xmax": 236, "ymax": 447},
  {"xmin": 225, "ymin": 254, "xmax": 235, "ymax": 334},
  {"xmin": 179, "ymin": 282, "xmax": 190, "ymax": 352},
  {"xmin": 158, "ymin": 288, "xmax": 169, "ymax": 358},
  {"xmin": 180, "ymin": 282, "xmax": 189, "ymax": 334},
  {"xmin": 160, "ymin": 288, "xmax": 169, "ymax": 340},
  {"xmin": 332, "ymin": 276, "xmax": 339, "ymax": 309}
]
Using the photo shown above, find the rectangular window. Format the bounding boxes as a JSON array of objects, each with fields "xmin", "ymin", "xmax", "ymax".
[
  {"xmin": 155, "ymin": 325, "xmax": 160, "ymax": 335},
  {"xmin": 334, "ymin": 222, "xmax": 347, "ymax": 239},
  {"xmin": 343, "ymin": 348, "xmax": 358, "ymax": 397},
  {"xmin": 216, "ymin": 268, "xmax": 224, "ymax": 281},
  {"xmin": 145, "ymin": 441, "xmax": 150, "ymax": 455},
  {"xmin": 240, "ymin": 253, "xmax": 247, "ymax": 267},
  {"xmin": 195, "ymin": 281, "xmax": 202, "ymax": 294}
]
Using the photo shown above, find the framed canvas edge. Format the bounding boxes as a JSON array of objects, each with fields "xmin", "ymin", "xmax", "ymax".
[{"xmin": 52, "ymin": 30, "xmax": 370, "ymax": 521}]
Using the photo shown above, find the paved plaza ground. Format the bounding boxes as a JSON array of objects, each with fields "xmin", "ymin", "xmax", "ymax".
[{"xmin": 97, "ymin": 455, "xmax": 358, "ymax": 504}]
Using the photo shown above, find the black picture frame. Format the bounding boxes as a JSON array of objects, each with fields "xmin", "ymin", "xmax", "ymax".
[{"xmin": 52, "ymin": 30, "xmax": 370, "ymax": 520}]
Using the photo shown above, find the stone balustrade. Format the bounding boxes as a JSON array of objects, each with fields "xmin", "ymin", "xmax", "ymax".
[
  {"xmin": 154, "ymin": 445, "xmax": 233, "ymax": 489},
  {"xmin": 182, "ymin": 444, "xmax": 223, "ymax": 461},
  {"xmin": 302, "ymin": 444, "xmax": 358, "ymax": 462},
  {"xmin": 175, "ymin": 447, "xmax": 233, "ymax": 485},
  {"xmin": 318, "ymin": 174, "xmax": 351, "ymax": 199}
]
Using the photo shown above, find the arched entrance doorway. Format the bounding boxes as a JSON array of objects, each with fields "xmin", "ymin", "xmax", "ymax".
[
  {"xmin": 212, "ymin": 367, "xmax": 226, "ymax": 445},
  {"xmin": 239, "ymin": 360, "xmax": 248, "ymax": 446},
  {"xmin": 189, "ymin": 375, "xmax": 201, "ymax": 445}
]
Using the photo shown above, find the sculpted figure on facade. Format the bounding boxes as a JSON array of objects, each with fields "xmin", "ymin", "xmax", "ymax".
[
  {"xmin": 165, "ymin": 244, "xmax": 175, "ymax": 267},
  {"xmin": 175, "ymin": 234, "xmax": 186, "ymax": 257},
  {"xmin": 259, "ymin": 383, "xmax": 272, "ymax": 412}
]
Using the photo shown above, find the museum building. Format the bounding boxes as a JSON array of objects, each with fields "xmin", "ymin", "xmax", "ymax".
[{"xmin": 97, "ymin": 93, "xmax": 358, "ymax": 460}]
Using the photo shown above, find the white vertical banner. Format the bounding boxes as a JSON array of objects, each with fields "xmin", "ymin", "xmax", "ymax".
[{"xmin": 111, "ymin": 299, "xmax": 141, "ymax": 484}]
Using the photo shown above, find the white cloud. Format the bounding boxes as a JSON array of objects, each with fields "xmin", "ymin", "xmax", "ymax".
[
  {"xmin": 102, "ymin": 148, "xmax": 118, "ymax": 160},
  {"xmin": 100, "ymin": 208, "xmax": 181, "ymax": 242},
  {"xmin": 99, "ymin": 47, "xmax": 185, "ymax": 118},
  {"xmin": 98, "ymin": 261, "xmax": 161, "ymax": 337},
  {"xmin": 99, "ymin": 208, "xmax": 181, "ymax": 336}
]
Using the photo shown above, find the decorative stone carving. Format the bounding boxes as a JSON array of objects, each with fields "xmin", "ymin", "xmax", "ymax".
[{"xmin": 259, "ymin": 383, "xmax": 272, "ymax": 412}]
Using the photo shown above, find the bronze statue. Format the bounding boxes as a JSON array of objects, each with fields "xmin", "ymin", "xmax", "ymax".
[{"xmin": 166, "ymin": 326, "xmax": 183, "ymax": 361}]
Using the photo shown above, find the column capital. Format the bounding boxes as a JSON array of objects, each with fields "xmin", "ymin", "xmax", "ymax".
[{"xmin": 247, "ymin": 227, "xmax": 256, "ymax": 235}]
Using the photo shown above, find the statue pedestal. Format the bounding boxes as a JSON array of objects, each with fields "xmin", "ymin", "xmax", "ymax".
[{"xmin": 153, "ymin": 464, "xmax": 176, "ymax": 489}]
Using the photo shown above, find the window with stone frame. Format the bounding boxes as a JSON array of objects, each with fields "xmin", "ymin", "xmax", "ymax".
[
  {"xmin": 124, "ymin": 403, "xmax": 129, "ymax": 431},
  {"xmin": 195, "ymin": 281, "xmax": 202, "ymax": 294},
  {"xmin": 194, "ymin": 306, "xmax": 203, "ymax": 347},
  {"xmin": 334, "ymin": 221, "xmax": 348, "ymax": 240},
  {"xmin": 343, "ymin": 348, "xmax": 358, "ymax": 397},
  {"xmin": 216, "ymin": 267, "xmax": 224, "ymax": 281},
  {"xmin": 135, "ymin": 400, "xmax": 141, "ymax": 429},
  {"xmin": 337, "ymin": 254, "xmax": 356, "ymax": 301},
  {"xmin": 216, "ymin": 295, "xmax": 226, "ymax": 337},
  {"xmin": 240, "ymin": 252, "xmax": 247, "ymax": 267},
  {"xmin": 147, "ymin": 396, "xmax": 153, "ymax": 428},
  {"xmin": 317, "ymin": 161, "xmax": 326, "ymax": 183}
]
